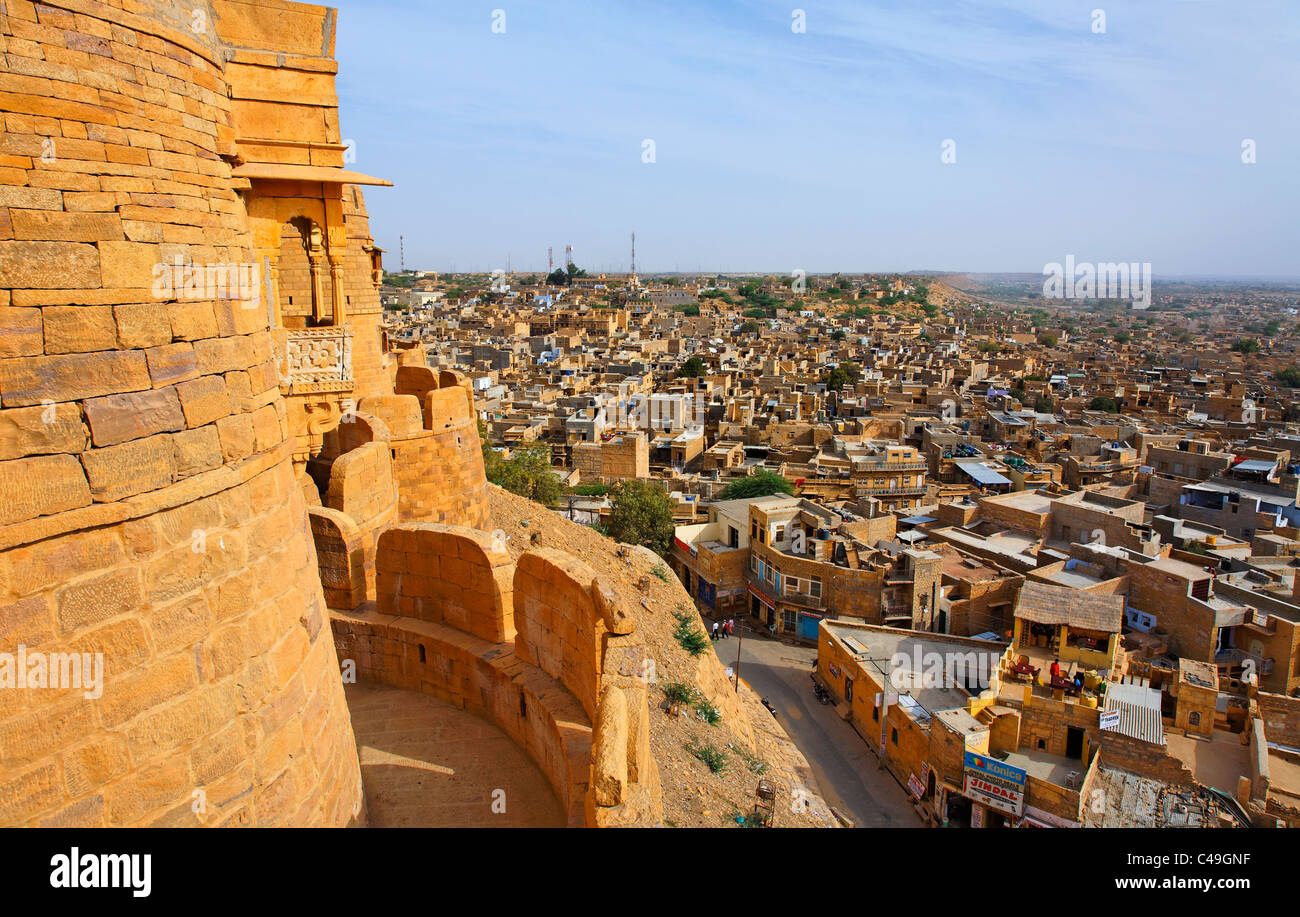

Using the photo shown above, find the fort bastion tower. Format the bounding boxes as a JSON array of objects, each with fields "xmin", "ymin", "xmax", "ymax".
[
  {"xmin": 0, "ymin": 0, "xmax": 662, "ymax": 828},
  {"xmin": 0, "ymin": 0, "xmax": 398, "ymax": 826}
]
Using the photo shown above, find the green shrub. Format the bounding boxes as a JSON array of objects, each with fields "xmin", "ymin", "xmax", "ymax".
[
  {"xmin": 728, "ymin": 743, "xmax": 768, "ymax": 775},
  {"xmin": 693, "ymin": 697, "xmax": 721, "ymax": 725},
  {"xmin": 662, "ymin": 681, "xmax": 696, "ymax": 705},
  {"xmin": 686, "ymin": 740, "xmax": 729, "ymax": 775},
  {"xmin": 672, "ymin": 610, "xmax": 711, "ymax": 657}
]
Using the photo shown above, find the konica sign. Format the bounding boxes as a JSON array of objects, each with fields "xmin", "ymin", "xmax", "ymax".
[{"xmin": 963, "ymin": 750, "xmax": 1027, "ymax": 816}]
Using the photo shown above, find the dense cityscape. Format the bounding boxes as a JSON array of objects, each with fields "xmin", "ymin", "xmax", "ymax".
[{"xmin": 0, "ymin": 0, "xmax": 1292, "ymax": 899}]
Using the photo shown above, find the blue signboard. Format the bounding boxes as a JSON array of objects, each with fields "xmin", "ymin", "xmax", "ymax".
[{"xmin": 964, "ymin": 751, "xmax": 1027, "ymax": 786}]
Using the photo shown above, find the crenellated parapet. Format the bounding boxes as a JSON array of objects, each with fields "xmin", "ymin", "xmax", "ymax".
[{"xmin": 331, "ymin": 524, "xmax": 663, "ymax": 827}]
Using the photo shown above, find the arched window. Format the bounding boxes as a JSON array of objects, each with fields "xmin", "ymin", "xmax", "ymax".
[{"xmin": 1188, "ymin": 711, "xmax": 1201, "ymax": 726}]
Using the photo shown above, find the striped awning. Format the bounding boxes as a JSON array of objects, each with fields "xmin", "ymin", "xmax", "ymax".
[{"xmin": 1101, "ymin": 684, "xmax": 1165, "ymax": 745}]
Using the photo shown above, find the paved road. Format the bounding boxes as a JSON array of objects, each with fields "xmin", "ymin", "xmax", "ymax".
[{"xmin": 711, "ymin": 627, "xmax": 920, "ymax": 828}]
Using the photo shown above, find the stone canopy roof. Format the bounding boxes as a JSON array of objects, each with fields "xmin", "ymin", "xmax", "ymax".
[{"xmin": 1014, "ymin": 581, "xmax": 1124, "ymax": 633}]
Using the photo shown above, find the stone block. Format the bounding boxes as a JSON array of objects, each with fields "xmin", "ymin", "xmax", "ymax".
[
  {"xmin": 0, "ymin": 349, "xmax": 150, "ymax": 407},
  {"xmin": 172, "ymin": 424, "xmax": 223, "ymax": 477},
  {"xmin": 0, "ymin": 240, "xmax": 99, "ymax": 288},
  {"xmin": 175, "ymin": 374, "xmax": 230, "ymax": 427},
  {"xmin": 83, "ymin": 386, "xmax": 185, "ymax": 446},
  {"xmin": 42, "ymin": 304, "xmax": 118, "ymax": 353},
  {"xmin": 0, "ymin": 306, "xmax": 42, "ymax": 357},
  {"xmin": 79, "ymin": 432, "xmax": 175, "ymax": 501},
  {"xmin": 0, "ymin": 453, "xmax": 92, "ymax": 524}
]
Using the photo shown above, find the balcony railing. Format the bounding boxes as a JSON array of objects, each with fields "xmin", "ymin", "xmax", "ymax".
[
  {"xmin": 1215, "ymin": 647, "xmax": 1273, "ymax": 676},
  {"xmin": 854, "ymin": 483, "xmax": 928, "ymax": 496},
  {"xmin": 855, "ymin": 460, "xmax": 928, "ymax": 472},
  {"xmin": 748, "ymin": 576, "xmax": 825, "ymax": 610}
]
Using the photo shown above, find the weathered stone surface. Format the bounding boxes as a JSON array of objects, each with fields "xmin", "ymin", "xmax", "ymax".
[
  {"xmin": 591, "ymin": 686, "xmax": 629, "ymax": 807},
  {"xmin": 42, "ymin": 304, "xmax": 118, "ymax": 354},
  {"xmin": 0, "ymin": 454, "xmax": 93, "ymax": 524},
  {"xmin": 0, "ymin": 240, "xmax": 100, "ymax": 289},
  {"xmin": 114, "ymin": 303, "xmax": 172, "ymax": 350},
  {"xmin": 0, "ymin": 402, "xmax": 87, "ymax": 460},
  {"xmin": 175, "ymin": 374, "xmax": 231, "ymax": 427},
  {"xmin": 0, "ymin": 306, "xmax": 43, "ymax": 357},
  {"xmin": 78, "ymin": 433, "xmax": 175, "ymax": 501},
  {"xmin": 145, "ymin": 342, "xmax": 200, "ymax": 388},
  {"xmin": 172, "ymin": 425, "xmax": 223, "ymax": 477},
  {"xmin": 97, "ymin": 240, "xmax": 159, "ymax": 291},
  {"xmin": 83, "ymin": 387, "xmax": 186, "ymax": 447},
  {"xmin": 9, "ymin": 210, "xmax": 122, "ymax": 242},
  {"xmin": 0, "ymin": 350, "xmax": 150, "ymax": 407}
]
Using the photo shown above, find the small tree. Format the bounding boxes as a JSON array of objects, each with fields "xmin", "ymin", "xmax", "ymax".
[
  {"xmin": 486, "ymin": 442, "xmax": 563, "ymax": 508},
  {"xmin": 719, "ymin": 470, "xmax": 794, "ymax": 501},
  {"xmin": 1275, "ymin": 366, "xmax": 1300, "ymax": 388},
  {"xmin": 605, "ymin": 480, "xmax": 675, "ymax": 556},
  {"xmin": 677, "ymin": 356, "xmax": 706, "ymax": 378},
  {"xmin": 822, "ymin": 361, "xmax": 861, "ymax": 390},
  {"xmin": 1088, "ymin": 395, "xmax": 1120, "ymax": 413}
]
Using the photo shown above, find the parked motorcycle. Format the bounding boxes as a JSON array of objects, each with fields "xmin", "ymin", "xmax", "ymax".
[{"xmin": 761, "ymin": 697, "xmax": 778, "ymax": 718}]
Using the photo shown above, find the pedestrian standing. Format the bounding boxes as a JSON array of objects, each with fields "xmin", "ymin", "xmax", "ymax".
[
  {"xmin": 728, "ymin": 618, "xmax": 736, "ymax": 637},
  {"xmin": 711, "ymin": 621, "xmax": 719, "ymax": 641}
]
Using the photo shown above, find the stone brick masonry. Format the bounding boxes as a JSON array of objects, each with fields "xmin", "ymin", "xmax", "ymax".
[{"xmin": 0, "ymin": 0, "xmax": 364, "ymax": 826}]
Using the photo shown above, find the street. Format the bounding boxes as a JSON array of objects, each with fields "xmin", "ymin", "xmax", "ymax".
[{"xmin": 711, "ymin": 626, "xmax": 921, "ymax": 828}]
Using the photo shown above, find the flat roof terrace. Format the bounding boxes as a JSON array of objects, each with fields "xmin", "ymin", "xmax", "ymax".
[
  {"xmin": 999, "ymin": 748, "xmax": 1082, "ymax": 787},
  {"xmin": 981, "ymin": 489, "xmax": 1055, "ymax": 515}
]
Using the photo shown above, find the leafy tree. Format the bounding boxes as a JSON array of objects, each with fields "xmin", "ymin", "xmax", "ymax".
[
  {"xmin": 822, "ymin": 360, "xmax": 861, "ymax": 390},
  {"xmin": 1232, "ymin": 338, "xmax": 1261, "ymax": 354},
  {"xmin": 605, "ymin": 480, "xmax": 676, "ymax": 556},
  {"xmin": 1114, "ymin": 330, "xmax": 1131, "ymax": 344},
  {"xmin": 1275, "ymin": 366, "xmax": 1300, "ymax": 388},
  {"xmin": 677, "ymin": 356, "xmax": 706, "ymax": 378},
  {"xmin": 718, "ymin": 470, "xmax": 794, "ymax": 500},
  {"xmin": 485, "ymin": 441, "xmax": 563, "ymax": 508},
  {"xmin": 573, "ymin": 483, "xmax": 610, "ymax": 497},
  {"xmin": 738, "ymin": 320, "xmax": 761, "ymax": 334},
  {"xmin": 1033, "ymin": 396, "xmax": 1055, "ymax": 413},
  {"xmin": 1088, "ymin": 396, "xmax": 1120, "ymax": 413},
  {"xmin": 1037, "ymin": 332, "xmax": 1058, "ymax": 347}
]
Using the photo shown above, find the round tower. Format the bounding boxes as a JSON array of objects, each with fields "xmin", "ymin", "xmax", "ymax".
[{"xmin": 0, "ymin": 0, "xmax": 364, "ymax": 826}]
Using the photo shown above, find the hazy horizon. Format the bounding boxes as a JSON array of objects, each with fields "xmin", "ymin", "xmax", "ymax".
[{"xmin": 334, "ymin": 0, "xmax": 1299, "ymax": 277}]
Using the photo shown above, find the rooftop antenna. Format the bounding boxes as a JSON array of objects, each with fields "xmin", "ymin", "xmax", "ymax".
[
  {"xmin": 400, "ymin": 235, "xmax": 405, "ymax": 272},
  {"xmin": 548, "ymin": 246, "xmax": 553, "ymax": 274},
  {"xmin": 630, "ymin": 231, "xmax": 636, "ymax": 276},
  {"xmin": 565, "ymin": 244, "xmax": 574, "ymax": 270}
]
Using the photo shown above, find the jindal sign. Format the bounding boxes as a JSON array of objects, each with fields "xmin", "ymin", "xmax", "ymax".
[{"xmin": 962, "ymin": 750, "xmax": 1026, "ymax": 817}]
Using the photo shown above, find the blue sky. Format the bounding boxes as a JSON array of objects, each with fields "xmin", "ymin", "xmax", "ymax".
[{"xmin": 333, "ymin": 1, "xmax": 1299, "ymax": 277}]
